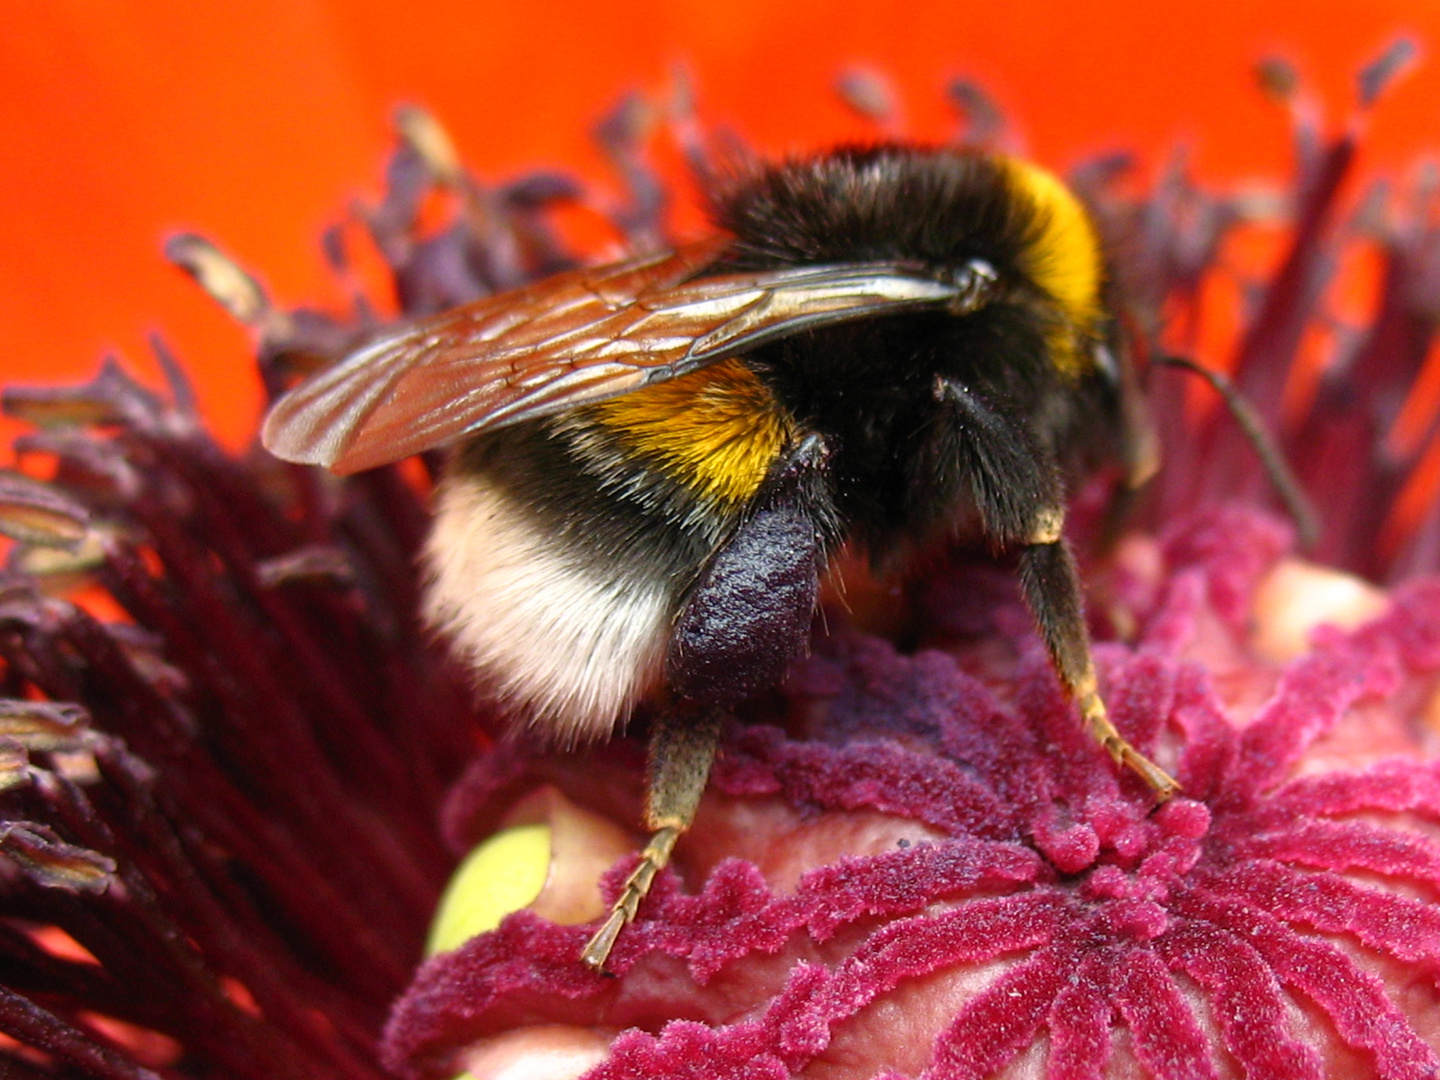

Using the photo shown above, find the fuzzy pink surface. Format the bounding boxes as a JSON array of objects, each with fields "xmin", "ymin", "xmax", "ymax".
[{"xmin": 384, "ymin": 508, "xmax": 1440, "ymax": 1079}]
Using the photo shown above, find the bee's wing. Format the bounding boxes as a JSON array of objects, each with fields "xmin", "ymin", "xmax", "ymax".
[{"xmin": 263, "ymin": 237, "xmax": 966, "ymax": 474}]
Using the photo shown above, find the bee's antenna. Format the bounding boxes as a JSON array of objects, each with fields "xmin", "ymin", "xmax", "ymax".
[{"xmin": 1154, "ymin": 354, "xmax": 1320, "ymax": 551}]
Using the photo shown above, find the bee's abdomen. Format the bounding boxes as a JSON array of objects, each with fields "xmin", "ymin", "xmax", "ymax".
[
  {"xmin": 582, "ymin": 359, "xmax": 795, "ymax": 511},
  {"xmin": 424, "ymin": 368, "xmax": 792, "ymax": 742},
  {"xmin": 422, "ymin": 471, "xmax": 682, "ymax": 744}
]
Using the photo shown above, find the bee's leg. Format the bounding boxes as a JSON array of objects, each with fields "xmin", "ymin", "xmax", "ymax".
[
  {"xmin": 1094, "ymin": 337, "xmax": 1162, "ymax": 554},
  {"xmin": 1093, "ymin": 477, "xmax": 1148, "ymax": 558},
  {"xmin": 1017, "ymin": 513, "xmax": 1180, "ymax": 799},
  {"xmin": 934, "ymin": 379, "xmax": 1178, "ymax": 798},
  {"xmin": 581, "ymin": 433, "xmax": 833, "ymax": 971},
  {"xmin": 580, "ymin": 702, "xmax": 721, "ymax": 970}
]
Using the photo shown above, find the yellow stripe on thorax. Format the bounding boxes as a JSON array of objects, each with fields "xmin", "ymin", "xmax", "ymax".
[
  {"xmin": 589, "ymin": 359, "xmax": 794, "ymax": 507},
  {"xmin": 1001, "ymin": 157, "xmax": 1105, "ymax": 376}
]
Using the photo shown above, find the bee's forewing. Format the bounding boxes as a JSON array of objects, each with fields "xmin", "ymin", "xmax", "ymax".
[{"xmin": 262, "ymin": 237, "xmax": 964, "ymax": 474}]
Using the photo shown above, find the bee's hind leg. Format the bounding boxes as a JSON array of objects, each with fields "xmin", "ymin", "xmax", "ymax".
[
  {"xmin": 581, "ymin": 434, "xmax": 832, "ymax": 971},
  {"xmin": 580, "ymin": 703, "xmax": 721, "ymax": 970}
]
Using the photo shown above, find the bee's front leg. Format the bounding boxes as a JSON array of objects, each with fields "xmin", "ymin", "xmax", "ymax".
[
  {"xmin": 581, "ymin": 435, "xmax": 833, "ymax": 971},
  {"xmin": 935, "ymin": 379, "xmax": 1178, "ymax": 799},
  {"xmin": 1017, "ymin": 525, "xmax": 1180, "ymax": 799}
]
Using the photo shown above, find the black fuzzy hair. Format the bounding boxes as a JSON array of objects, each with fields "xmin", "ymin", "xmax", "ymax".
[{"xmin": 711, "ymin": 145, "xmax": 1041, "ymax": 282}]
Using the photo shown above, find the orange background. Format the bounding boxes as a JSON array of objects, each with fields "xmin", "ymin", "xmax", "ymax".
[{"xmin": 3, "ymin": 1, "xmax": 1440, "ymax": 450}]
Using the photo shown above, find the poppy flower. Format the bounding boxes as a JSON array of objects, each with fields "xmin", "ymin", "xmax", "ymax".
[{"xmin": 3, "ymin": 11, "xmax": 1440, "ymax": 1080}]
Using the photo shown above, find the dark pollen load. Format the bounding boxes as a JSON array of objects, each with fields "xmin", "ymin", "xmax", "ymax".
[{"xmin": 261, "ymin": 143, "xmax": 1177, "ymax": 970}]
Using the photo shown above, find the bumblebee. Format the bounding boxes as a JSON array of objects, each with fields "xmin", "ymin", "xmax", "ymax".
[{"xmin": 263, "ymin": 145, "xmax": 1178, "ymax": 969}]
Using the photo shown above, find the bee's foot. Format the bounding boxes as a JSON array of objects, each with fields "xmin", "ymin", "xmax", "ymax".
[{"xmin": 579, "ymin": 826, "xmax": 678, "ymax": 971}]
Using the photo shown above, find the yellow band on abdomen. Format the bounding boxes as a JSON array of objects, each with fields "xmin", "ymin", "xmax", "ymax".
[{"xmin": 588, "ymin": 359, "xmax": 793, "ymax": 508}]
